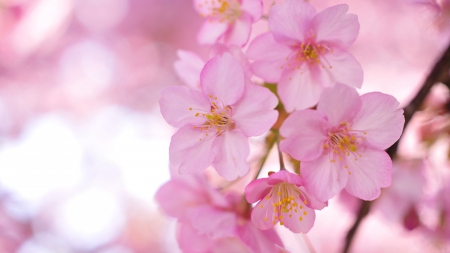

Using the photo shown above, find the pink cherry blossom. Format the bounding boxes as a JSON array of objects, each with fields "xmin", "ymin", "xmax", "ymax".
[
  {"xmin": 160, "ymin": 52, "xmax": 278, "ymax": 180},
  {"xmin": 279, "ymin": 84, "xmax": 404, "ymax": 202},
  {"xmin": 173, "ymin": 46, "xmax": 252, "ymax": 90},
  {"xmin": 247, "ymin": 0, "xmax": 363, "ymax": 112},
  {"xmin": 194, "ymin": 0, "xmax": 263, "ymax": 46},
  {"xmin": 245, "ymin": 170, "xmax": 327, "ymax": 233},
  {"xmin": 155, "ymin": 174, "xmax": 285, "ymax": 253}
]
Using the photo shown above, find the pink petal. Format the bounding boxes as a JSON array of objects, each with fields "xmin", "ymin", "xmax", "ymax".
[
  {"xmin": 188, "ymin": 205, "xmax": 237, "ymax": 239},
  {"xmin": 237, "ymin": 222, "xmax": 284, "ymax": 253},
  {"xmin": 212, "ymin": 130, "xmax": 250, "ymax": 180},
  {"xmin": 345, "ymin": 149, "xmax": 392, "ymax": 200},
  {"xmin": 317, "ymin": 84, "xmax": 362, "ymax": 126},
  {"xmin": 319, "ymin": 49, "xmax": 363, "ymax": 89},
  {"xmin": 251, "ymin": 196, "xmax": 276, "ymax": 230},
  {"xmin": 302, "ymin": 153, "xmax": 349, "ymax": 202},
  {"xmin": 232, "ymin": 82, "xmax": 279, "ymax": 137},
  {"xmin": 173, "ymin": 50, "xmax": 205, "ymax": 89},
  {"xmin": 299, "ymin": 186, "xmax": 328, "ymax": 210},
  {"xmin": 159, "ymin": 86, "xmax": 211, "ymax": 128},
  {"xmin": 277, "ymin": 67, "xmax": 324, "ymax": 112},
  {"xmin": 280, "ymin": 109, "xmax": 328, "ymax": 161},
  {"xmin": 201, "ymin": 53, "xmax": 245, "ymax": 105},
  {"xmin": 310, "ymin": 4, "xmax": 359, "ymax": 49},
  {"xmin": 223, "ymin": 13, "xmax": 252, "ymax": 47},
  {"xmin": 210, "ymin": 44, "xmax": 253, "ymax": 79},
  {"xmin": 241, "ymin": 0, "xmax": 263, "ymax": 21},
  {"xmin": 268, "ymin": 170, "xmax": 303, "ymax": 186},
  {"xmin": 177, "ymin": 223, "xmax": 213, "ymax": 253},
  {"xmin": 245, "ymin": 178, "xmax": 272, "ymax": 203},
  {"xmin": 352, "ymin": 92, "xmax": 405, "ymax": 150},
  {"xmin": 268, "ymin": 0, "xmax": 317, "ymax": 44},
  {"xmin": 282, "ymin": 204, "xmax": 316, "ymax": 233},
  {"xmin": 155, "ymin": 176, "xmax": 208, "ymax": 220},
  {"xmin": 169, "ymin": 125, "xmax": 216, "ymax": 175},
  {"xmin": 197, "ymin": 20, "xmax": 229, "ymax": 45},
  {"xmin": 247, "ymin": 33, "xmax": 291, "ymax": 83}
]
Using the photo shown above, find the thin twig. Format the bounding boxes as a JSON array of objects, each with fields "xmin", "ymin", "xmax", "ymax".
[
  {"xmin": 278, "ymin": 140, "xmax": 286, "ymax": 170},
  {"xmin": 342, "ymin": 43, "xmax": 450, "ymax": 253}
]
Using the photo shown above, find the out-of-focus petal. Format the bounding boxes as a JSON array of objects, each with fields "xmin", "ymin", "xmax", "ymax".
[
  {"xmin": 241, "ymin": 0, "xmax": 263, "ymax": 21},
  {"xmin": 223, "ymin": 13, "xmax": 252, "ymax": 47},
  {"xmin": 177, "ymin": 223, "xmax": 213, "ymax": 253},
  {"xmin": 173, "ymin": 50, "xmax": 205, "ymax": 89},
  {"xmin": 188, "ymin": 205, "xmax": 237, "ymax": 239},
  {"xmin": 159, "ymin": 86, "xmax": 211, "ymax": 128},
  {"xmin": 197, "ymin": 20, "xmax": 229, "ymax": 45},
  {"xmin": 247, "ymin": 33, "xmax": 291, "ymax": 83},
  {"xmin": 268, "ymin": 0, "xmax": 316, "ymax": 44},
  {"xmin": 169, "ymin": 126, "xmax": 216, "ymax": 175},
  {"xmin": 237, "ymin": 222, "xmax": 284, "ymax": 253},
  {"xmin": 232, "ymin": 82, "xmax": 278, "ymax": 137},
  {"xmin": 201, "ymin": 53, "xmax": 245, "ymax": 105},
  {"xmin": 280, "ymin": 109, "xmax": 328, "ymax": 161},
  {"xmin": 352, "ymin": 92, "xmax": 405, "ymax": 150},
  {"xmin": 317, "ymin": 84, "xmax": 362, "ymax": 126},
  {"xmin": 345, "ymin": 149, "xmax": 392, "ymax": 200},
  {"xmin": 212, "ymin": 130, "xmax": 250, "ymax": 180},
  {"xmin": 310, "ymin": 4, "xmax": 359, "ymax": 49},
  {"xmin": 302, "ymin": 154, "xmax": 349, "ymax": 202}
]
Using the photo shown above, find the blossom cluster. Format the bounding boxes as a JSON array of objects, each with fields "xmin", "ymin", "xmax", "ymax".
[{"xmin": 156, "ymin": 0, "xmax": 407, "ymax": 252}]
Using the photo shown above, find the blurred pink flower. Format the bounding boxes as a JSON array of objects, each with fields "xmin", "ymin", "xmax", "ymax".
[
  {"xmin": 194, "ymin": 0, "xmax": 263, "ymax": 46},
  {"xmin": 247, "ymin": 0, "xmax": 363, "ymax": 112},
  {"xmin": 280, "ymin": 84, "xmax": 404, "ymax": 201},
  {"xmin": 174, "ymin": 45, "xmax": 252, "ymax": 90},
  {"xmin": 160, "ymin": 52, "xmax": 278, "ymax": 180},
  {"xmin": 245, "ymin": 170, "xmax": 327, "ymax": 233},
  {"xmin": 155, "ymin": 174, "xmax": 285, "ymax": 253}
]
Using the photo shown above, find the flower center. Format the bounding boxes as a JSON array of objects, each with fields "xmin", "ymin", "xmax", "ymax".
[
  {"xmin": 191, "ymin": 95, "xmax": 235, "ymax": 138},
  {"xmin": 280, "ymin": 40, "xmax": 333, "ymax": 72},
  {"xmin": 197, "ymin": 0, "xmax": 242, "ymax": 22},
  {"xmin": 323, "ymin": 122, "xmax": 366, "ymax": 166},
  {"xmin": 264, "ymin": 183, "xmax": 308, "ymax": 226}
]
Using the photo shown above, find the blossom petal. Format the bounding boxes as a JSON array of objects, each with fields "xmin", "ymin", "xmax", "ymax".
[
  {"xmin": 247, "ymin": 33, "xmax": 291, "ymax": 83},
  {"xmin": 268, "ymin": 0, "xmax": 316, "ymax": 44},
  {"xmin": 352, "ymin": 92, "xmax": 405, "ymax": 150},
  {"xmin": 282, "ymin": 204, "xmax": 315, "ymax": 233},
  {"xmin": 212, "ymin": 130, "xmax": 250, "ymax": 180},
  {"xmin": 299, "ymin": 186, "xmax": 328, "ymax": 210},
  {"xmin": 245, "ymin": 178, "xmax": 272, "ymax": 203},
  {"xmin": 201, "ymin": 53, "xmax": 245, "ymax": 105},
  {"xmin": 310, "ymin": 4, "xmax": 359, "ymax": 49},
  {"xmin": 170, "ymin": 126, "xmax": 216, "ymax": 175},
  {"xmin": 317, "ymin": 83, "xmax": 362, "ymax": 126},
  {"xmin": 197, "ymin": 20, "xmax": 229, "ymax": 45},
  {"xmin": 232, "ymin": 82, "xmax": 279, "ymax": 136},
  {"xmin": 320, "ymin": 49, "xmax": 363, "ymax": 89},
  {"xmin": 237, "ymin": 222, "xmax": 284, "ymax": 253},
  {"xmin": 173, "ymin": 50, "xmax": 205, "ymax": 89},
  {"xmin": 155, "ymin": 176, "xmax": 208, "ymax": 220},
  {"xmin": 160, "ymin": 86, "xmax": 211, "ymax": 128},
  {"xmin": 241, "ymin": 0, "xmax": 263, "ymax": 21},
  {"xmin": 268, "ymin": 170, "xmax": 303, "ymax": 186},
  {"xmin": 302, "ymin": 154, "xmax": 349, "ymax": 202},
  {"xmin": 278, "ymin": 67, "xmax": 325, "ymax": 112},
  {"xmin": 251, "ymin": 196, "xmax": 276, "ymax": 230},
  {"xmin": 223, "ymin": 13, "xmax": 252, "ymax": 47},
  {"xmin": 345, "ymin": 149, "xmax": 392, "ymax": 200},
  {"xmin": 189, "ymin": 205, "xmax": 237, "ymax": 239},
  {"xmin": 177, "ymin": 223, "xmax": 213, "ymax": 253},
  {"xmin": 280, "ymin": 109, "xmax": 328, "ymax": 161}
]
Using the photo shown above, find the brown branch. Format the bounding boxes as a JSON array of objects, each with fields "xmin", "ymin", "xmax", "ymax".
[{"xmin": 342, "ymin": 43, "xmax": 450, "ymax": 253}]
